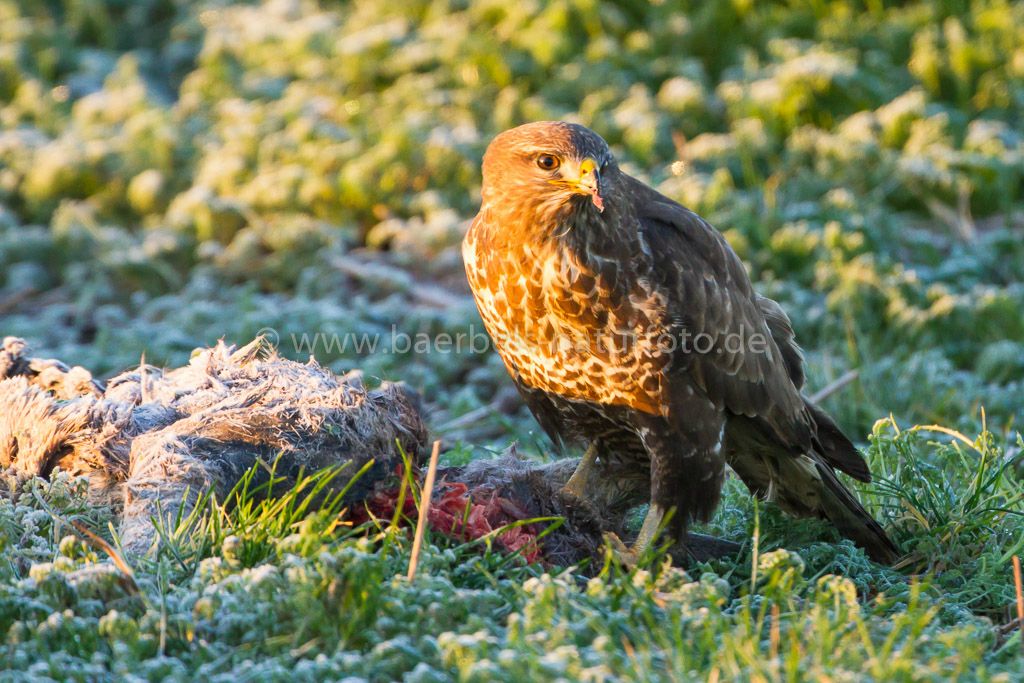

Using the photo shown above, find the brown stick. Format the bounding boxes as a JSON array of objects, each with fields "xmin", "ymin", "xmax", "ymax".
[
  {"xmin": 407, "ymin": 440, "xmax": 441, "ymax": 580},
  {"xmin": 435, "ymin": 403, "xmax": 497, "ymax": 432},
  {"xmin": 809, "ymin": 369, "xmax": 859, "ymax": 404},
  {"xmin": 1013, "ymin": 555, "xmax": 1024, "ymax": 655},
  {"xmin": 0, "ymin": 287, "xmax": 37, "ymax": 315},
  {"xmin": 70, "ymin": 520, "xmax": 139, "ymax": 595},
  {"xmin": 770, "ymin": 603, "xmax": 780, "ymax": 660},
  {"xmin": 330, "ymin": 255, "xmax": 469, "ymax": 310}
]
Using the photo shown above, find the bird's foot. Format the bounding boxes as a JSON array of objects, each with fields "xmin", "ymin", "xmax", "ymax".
[
  {"xmin": 602, "ymin": 503, "xmax": 667, "ymax": 568},
  {"xmin": 602, "ymin": 531, "xmax": 643, "ymax": 569}
]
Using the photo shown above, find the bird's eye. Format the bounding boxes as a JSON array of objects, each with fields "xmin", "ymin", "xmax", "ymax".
[{"xmin": 536, "ymin": 154, "xmax": 560, "ymax": 171}]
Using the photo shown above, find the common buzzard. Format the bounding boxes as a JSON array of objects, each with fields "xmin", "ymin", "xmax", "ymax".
[{"xmin": 462, "ymin": 121, "xmax": 898, "ymax": 564}]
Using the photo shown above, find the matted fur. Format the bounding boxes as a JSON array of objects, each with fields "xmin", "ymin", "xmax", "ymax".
[{"xmin": 0, "ymin": 336, "xmax": 428, "ymax": 554}]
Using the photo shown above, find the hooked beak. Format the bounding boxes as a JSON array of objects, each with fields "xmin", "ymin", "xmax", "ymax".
[{"xmin": 550, "ymin": 157, "xmax": 604, "ymax": 213}]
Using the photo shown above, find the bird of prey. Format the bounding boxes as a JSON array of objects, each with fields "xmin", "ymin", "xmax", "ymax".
[{"xmin": 462, "ymin": 121, "xmax": 898, "ymax": 564}]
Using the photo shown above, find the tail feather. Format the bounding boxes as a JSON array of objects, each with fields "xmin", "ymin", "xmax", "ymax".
[
  {"xmin": 805, "ymin": 398, "xmax": 871, "ymax": 482},
  {"xmin": 726, "ymin": 413, "xmax": 900, "ymax": 565},
  {"xmin": 815, "ymin": 460, "xmax": 899, "ymax": 564},
  {"xmin": 806, "ymin": 399, "xmax": 899, "ymax": 563}
]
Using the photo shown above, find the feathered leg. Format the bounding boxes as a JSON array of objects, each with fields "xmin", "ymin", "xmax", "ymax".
[{"xmin": 607, "ymin": 401, "xmax": 727, "ymax": 566}]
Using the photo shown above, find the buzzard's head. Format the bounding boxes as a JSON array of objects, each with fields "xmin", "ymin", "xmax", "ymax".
[{"xmin": 481, "ymin": 122, "xmax": 616, "ymax": 220}]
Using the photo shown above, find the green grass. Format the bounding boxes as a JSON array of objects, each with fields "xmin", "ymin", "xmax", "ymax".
[
  {"xmin": 2, "ymin": 424, "xmax": 1022, "ymax": 680},
  {"xmin": 1, "ymin": 0, "xmax": 1023, "ymax": 679}
]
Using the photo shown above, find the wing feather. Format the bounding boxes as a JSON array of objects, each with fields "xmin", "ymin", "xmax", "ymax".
[
  {"xmin": 628, "ymin": 179, "xmax": 810, "ymax": 450},
  {"xmin": 626, "ymin": 177, "xmax": 874, "ymax": 482}
]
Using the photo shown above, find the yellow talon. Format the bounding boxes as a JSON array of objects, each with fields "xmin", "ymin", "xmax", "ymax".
[
  {"xmin": 603, "ymin": 531, "xmax": 641, "ymax": 568},
  {"xmin": 603, "ymin": 504, "xmax": 668, "ymax": 568}
]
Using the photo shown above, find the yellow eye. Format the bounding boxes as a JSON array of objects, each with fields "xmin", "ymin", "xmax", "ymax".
[{"xmin": 536, "ymin": 154, "xmax": 560, "ymax": 171}]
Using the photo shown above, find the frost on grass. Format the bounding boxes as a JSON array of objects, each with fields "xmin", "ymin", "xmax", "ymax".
[{"xmin": 2, "ymin": 0, "xmax": 1024, "ymax": 678}]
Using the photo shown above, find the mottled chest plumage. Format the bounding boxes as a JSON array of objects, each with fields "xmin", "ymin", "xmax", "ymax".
[{"xmin": 463, "ymin": 219, "xmax": 670, "ymax": 415}]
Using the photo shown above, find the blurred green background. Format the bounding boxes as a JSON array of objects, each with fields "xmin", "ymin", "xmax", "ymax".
[{"xmin": 3, "ymin": 0, "xmax": 1022, "ymax": 446}]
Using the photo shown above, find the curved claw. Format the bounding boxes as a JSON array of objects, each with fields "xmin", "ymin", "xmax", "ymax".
[{"xmin": 603, "ymin": 531, "xmax": 641, "ymax": 568}]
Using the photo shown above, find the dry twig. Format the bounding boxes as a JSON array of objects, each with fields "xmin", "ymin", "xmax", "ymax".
[
  {"xmin": 1013, "ymin": 555, "xmax": 1023, "ymax": 655},
  {"xmin": 70, "ymin": 520, "xmax": 139, "ymax": 595},
  {"xmin": 770, "ymin": 603, "xmax": 781, "ymax": 660},
  {"xmin": 0, "ymin": 288, "xmax": 37, "ymax": 315},
  {"xmin": 809, "ymin": 370, "xmax": 859, "ymax": 404},
  {"xmin": 331, "ymin": 255, "xmax": 469, "ymax": 309},
  {"xmin": 407, "ymin": 440, "xmax": 441, "ymax": 580}
]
